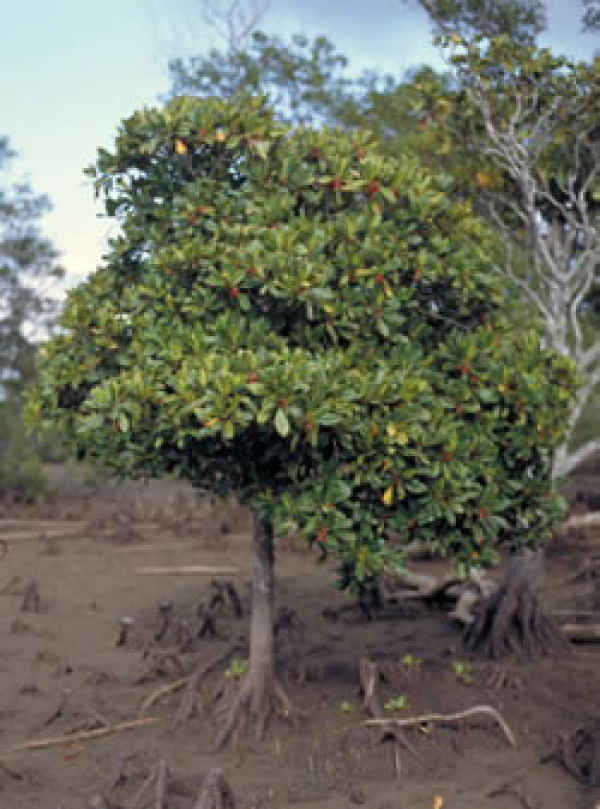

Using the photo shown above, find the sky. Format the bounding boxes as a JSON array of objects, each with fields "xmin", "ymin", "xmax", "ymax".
[{"xmin": 2, "ymin": 0, "xmax": 597, "ymax": 293}]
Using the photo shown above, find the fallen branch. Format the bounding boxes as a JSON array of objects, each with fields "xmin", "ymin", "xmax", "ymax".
[
  {"xmin": 562, "ymin": 512, "xmax": 600, "ymax": 531},
  {"xmin": 359, "ymin": 658, "xmax": 424, "ymax": 780},
  {"xmin": 139, "ymin": 649, "xmax": 237, "ymax": 717},
  {"xmin": 560, "ymin": 622, "xmax": 600, "ymax": 642},
  {"xmin": 364, "ymin": 705, "xmax": 516, "ymax": 748},
  {"xmin": 3, "ymin": 717, "xmax": 161, "ymax": 755},
  {"xmin": 134, "ymin": 565, "xmax": 238, "ymax": 576}
]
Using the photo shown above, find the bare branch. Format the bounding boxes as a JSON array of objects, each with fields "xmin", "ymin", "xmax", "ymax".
[
  {"xmin": 202, "ymin": 0, "xmax": 270, "ymax": 52},
  {"xmin": 581, "ymin": 343, "xmax": 600, "ymax": 372},
  {"xmin": 554, "ymin": 439, "xmax": 600, "ymax": 478}
]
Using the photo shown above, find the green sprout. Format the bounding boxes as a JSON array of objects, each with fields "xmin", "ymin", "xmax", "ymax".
[
  {"xmin": 384, "ymin": 695, "xmax": 408, "ymax": 712},
  {"xmin": 451, "ymin": 660, "xmax": 473, "ymax": 684},
  {"xmin": 225, "ymin": 658, "xmax": 249, "ymax": 679},
  {"xmin": 402, "ymin": 653, "xmax": 422, "ymax": 668},
  {"xmin": 339, "ymin": 700, "xmax": 355, "ymax": 714}
]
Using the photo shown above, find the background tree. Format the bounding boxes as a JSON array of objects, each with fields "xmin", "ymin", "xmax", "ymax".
[
  {"xmin": 411, "ymin": 0, "xmax": 546, "ymax": 43},
  {"xmin": 0, "ymin": 137, "xmax": 64, "ymax": 497},
  {"xmin": 582, "ymin": 0, "xmax": 600, "ymax": 32},
  {"xmin": 30, "ymin": 95, "xmax": 575, "ymax": 741},
  {"xmin": 414, "ymin": 25, "xmax": 599, "ymax": 476}
]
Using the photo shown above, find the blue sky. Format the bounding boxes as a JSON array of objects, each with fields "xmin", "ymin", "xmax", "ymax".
[{"xmin": 2, "ymin": 0, "xmax": 597, "ymax": 291}]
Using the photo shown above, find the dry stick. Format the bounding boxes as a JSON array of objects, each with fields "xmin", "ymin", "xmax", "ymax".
[
  {"xmin": 139, "ymin": 678, "xmax": 189, "ymax": 716},
  {"xmin": 139, "ymin": 649, "xmax": 236, "ymax": 716},
  {"xmin": 135, "ymin": 565, "xmax": 238, "ymax": 576},
  {"xmin": 561, "ymin": 622, "xmax": 600, "ymax": 642},
  {"xmin": 3, "ymin": 717, "xmax": 161, "ymax": 755},
  {"xmin": 364, "ymin": 705, "xmax": 516, "ymax": 748}
]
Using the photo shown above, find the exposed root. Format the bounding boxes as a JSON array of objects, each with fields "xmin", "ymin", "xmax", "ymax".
[
  {"xmin": 127, "ymin": 758, "xmax": 170, "ymax": 809},
  {"xmin": 560, "ymin": 721, "xmax": 600, "ymax": 786},
  {"xmin": 463, "ymin": 550, "xmax": 569, "ymax": 659},
  {"xmin": 212, "ymin": 671, "xmax": 293, "ymax": 751},
  {"xmin": 359, "ymin": 658, "xmax": 424, "ymax": 780},
  {"xmin": 192, "ymin": 767, "xmax": 236, "ymax": 809}
]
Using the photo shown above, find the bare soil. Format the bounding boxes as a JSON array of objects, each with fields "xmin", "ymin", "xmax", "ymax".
[{"xmin": 0, "ymin": 468, "xmax": 599, "ymax": 809}]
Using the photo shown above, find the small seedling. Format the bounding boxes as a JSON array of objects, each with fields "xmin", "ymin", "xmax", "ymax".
[
  {"xmin": 402, "ymin": 653, "xmax": 422, "ymax": 668},
  {"xmin": 339, "ymin": 700, "xmax": 355, "ymax": 714},
  {"xmin": 225, "ymin": 658, "xmax": 249, "ymax": 679},
  {"xmin": 451, "ymin": 660, "xmax": 473, "ymax": 684},
  {"xmin": 385, "ymin": 694, "xmax": 408, "ymax": 712}
]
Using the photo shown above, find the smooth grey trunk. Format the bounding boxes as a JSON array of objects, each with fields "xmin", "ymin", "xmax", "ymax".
[{"xmin": 248, "ymin": 514, "xmax": 275, "ymax": 680}]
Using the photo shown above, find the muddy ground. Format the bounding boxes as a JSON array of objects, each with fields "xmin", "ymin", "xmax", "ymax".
[{"xmin": 0, "ymin": 466, "xmax": 598, "ymax": 809}]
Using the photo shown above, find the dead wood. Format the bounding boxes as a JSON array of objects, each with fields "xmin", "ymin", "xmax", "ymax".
[
  {"xmin": 359, "ymin": 658, "xmax": 423, "ymax": 780},
  {"xmin": 563, "ymin": 512, "xmax": 600, "ymax": 531},
  {"xmin": 560, "ymin": 622, "xmax": 600, "ymax": 642},
  {"xmin": 138, "ymin": 649, "xmax": 235, "ymax": 717},
  {"xmin": 364, "ymin": 704, "xmax": 516, "ymax": 748},
  {"xmin": 3, "ymin": 717, "xmax": 161, "ymax": 755},
  {"xmin": 135, "ymin": 650, "xmax": 186, "ymax": 685},
  {"xmin": 134, "ymin": 565, "xmax": 238, "ymax": 576}
]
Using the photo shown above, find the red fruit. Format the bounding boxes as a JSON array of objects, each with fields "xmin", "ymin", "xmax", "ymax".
[
  {"xmin": 365, "ymin": 181, "xmax": 379, "ymax": 198},
  {"xmin": 247, "ymin": 266, "xmax": 257, "ymax": 276},
  {"xmin": 375, "ymin": 273, "xmax": 384, "ymax": 285},
  {"xmin": 279, "ymin": 396, "xmax": 289, "ymax": 408},
  {"xmin": 414, "ymin": 267, "xmax": 422, "ymax": 281},
  {"xmin": 443, "ymin": 450, "xmax": 452, "ymax": 463},
  {"xmin": 316, "ymin": 528, "xmax": 327, "ymax": 544},
  {"xmin": 248, "ymin": 372, "xmax": 258, "ymax": 384},
  {"xmin": 230, "ymin": 286, "xmax": 240, "ymax": 298},
  {"xmin": 330, "ymin": 177, "xmax": 344, "ymax": 191}
]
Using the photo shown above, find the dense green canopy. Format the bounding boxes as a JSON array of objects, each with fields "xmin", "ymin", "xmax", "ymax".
[{"xmin": 30, "ymin": 95, "xmax": 575, "ymax": 591}]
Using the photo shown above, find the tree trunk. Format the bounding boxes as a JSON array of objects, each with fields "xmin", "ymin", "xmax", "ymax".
[
  {"xmin": 463, "ymin": 549, "xmax": 569, "ymax": 658},
  {"xmin": 248, "ymin": 514, "xmax": 275, "ymax": 681},
  {"xmin": 213, "ymin": 513, "xmax": 291, "ymax": 748}
]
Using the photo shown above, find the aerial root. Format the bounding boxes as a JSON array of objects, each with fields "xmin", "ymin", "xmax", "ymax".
[
  {"xmin": 212, "ymin": 671, "xmax": 293, "ymax": 751},
  {"xmin": 463, "ymin": 551, "xmax": 569, "ymax": 659}
]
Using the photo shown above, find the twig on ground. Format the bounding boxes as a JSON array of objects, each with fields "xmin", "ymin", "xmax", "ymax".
[
  {"xmin": 363, "ymin": 705, "xmax": 516, "ymax": 748},
  {"xmin": 3, "ymin": 716, "xmax": 161, "ymax": 755},
  {"xmin": 135, "ymin": 565, "xmax": 238, "ymax": 576},
  {"xmin": 138, "ymin": 649, "xmax": 236, "ymax": 718},
  {"xmin": 359, "ymin": 658, "xmax": 424, "ymax": 780}
]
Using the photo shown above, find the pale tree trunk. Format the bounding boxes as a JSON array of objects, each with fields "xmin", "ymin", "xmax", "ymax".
[
  {"xmin": 214, "ymin": 513, "xmax": 291, "ymax": 748},
  {"xmin": 248, "ymin": 514, "xmax": 275, "ymax": 683}
]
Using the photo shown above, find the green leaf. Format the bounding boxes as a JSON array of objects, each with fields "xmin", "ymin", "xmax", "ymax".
[{"xmin": 275, "ymin": 408, "xmax": 290, "ymax": 437}]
